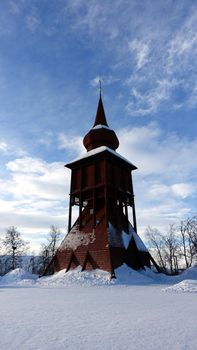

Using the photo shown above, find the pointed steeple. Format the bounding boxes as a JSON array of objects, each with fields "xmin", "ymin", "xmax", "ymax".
[
  {"xmin": 83, "ymin": 96, "xmax": 119, "ymax": 152},
  {"xmin": 93, "ymin": 95, "xmax": 109, "ymax": 127}
]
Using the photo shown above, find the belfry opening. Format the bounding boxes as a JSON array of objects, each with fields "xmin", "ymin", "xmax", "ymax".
[{"xmin": 44, "ymin": 95, "xmax": 159, "ymax": 277}]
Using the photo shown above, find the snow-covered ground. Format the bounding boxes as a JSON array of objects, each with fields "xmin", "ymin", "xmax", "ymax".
[{"xmin": 0, "ymin": 266, "xmax": 196, "ymax": 350}]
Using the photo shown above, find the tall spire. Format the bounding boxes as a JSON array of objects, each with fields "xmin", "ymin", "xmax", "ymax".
[{"xmin": 93, "ymin": 95, "xmax": 109, "ymax": 127}]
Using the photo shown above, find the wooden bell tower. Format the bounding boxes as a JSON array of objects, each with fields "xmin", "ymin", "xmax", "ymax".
[{"xmin": 44, "ymin": 94, "xmax": 158, "ymax": 277}]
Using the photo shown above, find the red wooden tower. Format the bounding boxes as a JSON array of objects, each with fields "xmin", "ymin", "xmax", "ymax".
[{"xmin": 44, "ymin": 95, "xmax": 158, "ymax": 277}]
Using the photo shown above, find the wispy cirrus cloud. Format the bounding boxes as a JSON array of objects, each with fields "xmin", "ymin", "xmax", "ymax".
[
  {"xmin": 126, "ymin": 79, "xmax": 180, "ymax": 116},
  {"xmin": 128, "ymin": 39, "xmax": 150, "ymax": 70},
  {"xmin": 62, "ymin": 1, "xmax": 197, "ymax": 115},
  {"xmin": 2, "ymin": 1, "xmax": 197, "ymax": 116},
  {"xmin": 9, "ymin": 1, "xmax": 21, "ymax": 16},
  {"xmin": 26, "ymin": 7, "xmax": 41, "ymax": 33}
]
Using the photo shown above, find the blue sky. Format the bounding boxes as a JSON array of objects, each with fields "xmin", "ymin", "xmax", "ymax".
[{"xmin": 0, "ymin": 0, "xmax": 197, "ymax": 251}]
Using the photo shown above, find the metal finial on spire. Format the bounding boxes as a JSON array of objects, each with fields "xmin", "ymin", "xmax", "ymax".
[{"xmin": 99, "ymin": 78, "xmax": 103, "ymax": 97}]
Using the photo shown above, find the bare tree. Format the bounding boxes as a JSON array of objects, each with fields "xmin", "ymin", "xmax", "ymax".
[
  {"xmin": 38, "ymin": 226, "xmax": 62, "ymax": 274},
  {"xmin": 146, "ymin": 215, "xmax": 197, "ymax": 274},
  {"xmin": 46, "ymin": 225, "xmax": 62, "ymax": 258},
  {"xmin": 145, "ymin": 226, "xmax": 167, "ymax": 272},
  {"xmin": 162, "ymin": 225, "xmax": 180, "ymax": 274},
  {"xmin": 146, "ymin": 225, "xmax": 180, "ymax": 274},
  {"xmin": 3, "ymin": 226, "xmax": 29, "ymax": 272},
  {"xmin": 0, "ymin": 238, "xmax": 3, "ymax": 275},
  {"xmin": 179, "ymin": 219, "xmax": 194, "ymax": 268},
  {"xmin": 188, "ymin": 215, "xmax": 197, "ymax": 256}
]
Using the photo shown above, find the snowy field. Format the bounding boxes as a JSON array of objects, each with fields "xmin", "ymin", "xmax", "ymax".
[{"xmin": 0, "ymin": 266, "xmax": 196, "ymax": 350}]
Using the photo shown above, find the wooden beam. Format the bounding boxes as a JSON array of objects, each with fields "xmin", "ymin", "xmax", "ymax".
[{"xmin": 68, "ymin": 195, "xmax": 72, "ymax": 232}]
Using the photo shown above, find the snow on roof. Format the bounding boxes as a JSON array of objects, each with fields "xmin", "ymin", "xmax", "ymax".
[
  {"xmin": 109, "ymin": 223, "xmax": 132, "ymax": 249},
  {"xmin": 68, "ymin": 145, "xmax": 137, "ymax": 168},
  {"xmin": 92, "ymin": 124, "xmax": 112, "ymax": 130},
  {"xmin": 108, "ymin": 222, "xmax": 148, "ymax": 252}
]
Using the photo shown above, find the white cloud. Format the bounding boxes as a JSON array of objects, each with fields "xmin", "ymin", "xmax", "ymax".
[
  {"xmin": 4, "ymin": 1, "xmax": 197, "ymax": 115},
  {"xmin": 118, "ymin": 123, "xmax": 197, "ymax": 179},
  {"xmin": 0, "ymin": 156, "xmax": 71, "ymax": 251},
  {"xmin": 7, "ymin": 157, "xmax": 49, "ymax": 174},
  {"xmin": 147, "ymin": 184, "xmax": 170, "ymax": 198},
  {"xmin": 0, "ymin": 141, "xmax": 8, "ymax": 152},
  {"xmin": 187, "ymin": 84, "xmax": 197, "ymax": 108},
  {"xmin": 2, "ymin": 1, "xmax": 197, "ymax": 251},
  {"xmin": 167, "ymin": 10, "xmax": 197, "ymax": 71},
  {"xmin": 90, "ymin": 76, "xmax": 101, "ymax": 87},
  {"xmin": 0, "ymin": 139, "xmax": 27, "ymax": 157},
  {"xmin": 117, "ymin": 124, "xmax": 197, "ymax": 235},
  {"xmin": 171, "ymin": 183, "xmax": 196, "ymax": 199},
  {"xmin": 126, "ymin": 78, "xmax": 180, "ymax": 116},
  {"xmin": 58, "ymin": 133, "xmax": 84, "ymax": 155},
  {"xmin": 0, "ymin": 208, "xmax": 67, "ymax": 252},
  {"xmin": 0, "ymin": 124, "xmax": 196, "ymax": 250},
  {"xmin": 144, "ymin": 183, "xmax": 196, "ymax": 201},
  {"xmin": 128, "ymin": 39, "xmax": 150, "ymax": 70},
  {"xmin": 6, "ymin": 157, "xmax": 70, "ymax": 201},
  {"xmin": 90, "ymin": 75, "xmax": 120, "ymax": 89},
  {"xmin": 125, "ymin": 8, "xmax": 197, "ymax": 115}
]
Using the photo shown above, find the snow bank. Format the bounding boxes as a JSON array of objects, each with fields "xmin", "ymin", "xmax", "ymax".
[
  {"xmin": 38, "ymin": 265, "xmax": 159, "ymax": 287},
  {"xmin": 1, "ymin": 266, "xmax": 197, "ymax": 292},
  {"xmin": 163, "ymin": 280, "xmax": 197, "ymax": 293},
  {"xmin": 38, "ymin": 267, "xmax": 112, "ymax": 286},
  {"xmin": 179, "ymin": 265, "xmax": 197, "ymax": 280},
  {"xmin": 0, "ymin": 268, "xmax": 37, "ymax": 286},
  {"xmin": 0, "ymin": 265, "xmax": 156, "ymax": 287},
  {"xmin": 162, "ymin": 266, "xmax": 197, "ymax": 293},
  {"xmin": 114, "ymin": 265, "xmax": 156, "ymax": 284}
]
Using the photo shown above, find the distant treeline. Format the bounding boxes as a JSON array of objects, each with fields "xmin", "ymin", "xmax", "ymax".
[{"xmin": 146, "ymin": 215, "xmax": 197, "ymax": 275}]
